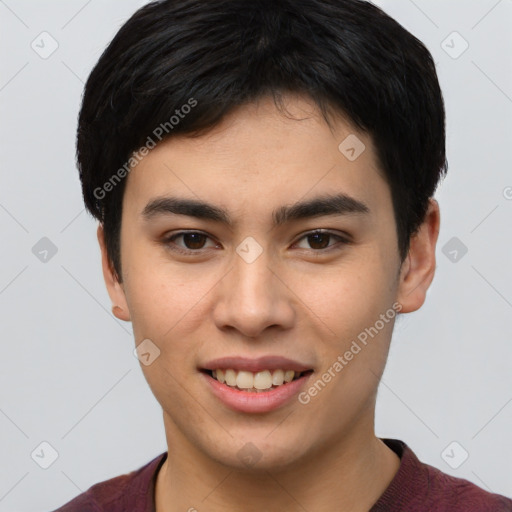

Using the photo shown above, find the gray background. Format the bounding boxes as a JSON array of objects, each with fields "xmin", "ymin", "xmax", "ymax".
[{"xmin": 0, "ymin": 0, "xmax": 511, "ymax": 510}]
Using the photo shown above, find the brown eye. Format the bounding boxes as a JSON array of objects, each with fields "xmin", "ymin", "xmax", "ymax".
[
  {"xmin": 295, "ymin": 230, "xmax": 350, "ymax": 251},
  {"xmin": 180, "ymin": 232, "xmax": 208, "ymax": 249},
  {"xmin": 307, "ymin": 232, "xmax": 331, "ymax": 250},
  {"xmin": 164, "ymin": 231, "xmax": 217, "ymax": 253}
]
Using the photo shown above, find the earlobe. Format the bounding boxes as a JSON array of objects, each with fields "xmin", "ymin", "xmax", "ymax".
[
  {"xmin": 396, "ymin": 199, "xmax": 440, "ymax": 314},
  {"xmin": 97, "ymin": 224, "xmax": 131, "ymax": 322},
  {"xmin": 112, "ymin": 304, "xmax": 130, "ymax": 321}
]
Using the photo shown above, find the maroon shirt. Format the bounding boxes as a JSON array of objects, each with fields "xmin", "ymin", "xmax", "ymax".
[{"xmin": 51, "ymin": 438, "xmax": 512, "ymax": 511}]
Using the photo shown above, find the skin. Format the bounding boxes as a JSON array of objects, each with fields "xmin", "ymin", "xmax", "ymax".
[{"xmin": 98, "ymin": 94, "xmax": 440, "ymax": 511}]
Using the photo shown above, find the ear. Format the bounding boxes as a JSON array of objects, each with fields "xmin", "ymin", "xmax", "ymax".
[
  {"xmin": 97, "ymin": 224, "xmax": 131, "ymax": 322},
  {"xmin": 396, "ymin": 198, "xmax": 440, "ymax": 313}
]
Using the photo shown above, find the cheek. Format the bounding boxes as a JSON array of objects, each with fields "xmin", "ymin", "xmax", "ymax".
[
  {"xmin": 294, "ymin": 255, "xmax": 394, "ymax": 343},
  {"xmin": 294, "ymin": 259, "xmax": 397, "ymax": 426},
  {"xmin": 122, "ymin": 236, "xmax": 199, "ymax": 326},
  {"xmin": 127, "ymin": 268, "xmax": 206, "ymax": 343},
  {"xmin": 124, "ymin": 262, "xmax": 208, "ymax": 405}
]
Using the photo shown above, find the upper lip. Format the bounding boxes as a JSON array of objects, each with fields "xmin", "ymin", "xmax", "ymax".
[{"xmin": 201, "ymin": 356, "xmax": 313, "ymax": 373}]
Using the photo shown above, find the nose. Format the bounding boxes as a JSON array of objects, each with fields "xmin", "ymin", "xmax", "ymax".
[{"xmin": 212, "ymin": 245, "xmax": 296, "ymax": 339}]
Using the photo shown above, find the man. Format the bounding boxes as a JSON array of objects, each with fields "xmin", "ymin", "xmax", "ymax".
[{"xmin": 53, "ymin": 0, "xmax": 512, "ymax": 510}]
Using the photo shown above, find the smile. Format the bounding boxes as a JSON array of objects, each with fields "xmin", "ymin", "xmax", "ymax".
[
  {"xmin": 200, "ymin": 370, "xmax": 313, "ymax": 413},
  {"xmin": 207, "ymin": 368, "xmax": 311, "ymax": 392}
]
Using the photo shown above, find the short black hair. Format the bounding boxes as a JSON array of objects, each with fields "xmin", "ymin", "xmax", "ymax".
[{"xmin": 77, "ymin": 0, "xmax": 447, "ymax": 281}]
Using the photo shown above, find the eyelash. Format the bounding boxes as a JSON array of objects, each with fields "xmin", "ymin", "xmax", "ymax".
[{"xmin": 162, "ymin": 229, "xmax": 351, "ymax": 255}]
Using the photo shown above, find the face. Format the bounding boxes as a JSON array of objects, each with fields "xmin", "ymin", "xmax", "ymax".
[{"xmin": 100, "ymin": 94, "xmax": 439, "ymax": 471}]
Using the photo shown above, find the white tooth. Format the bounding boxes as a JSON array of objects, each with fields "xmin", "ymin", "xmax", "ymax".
[
  {"xmin": 254, "ymin": 370, "xmax": 273, "ymax": 390},
  {"xmin": 225, "ymin": 369, "xmax": 237, "ymax": 386},
  {"xmin": 236, "ymin": 370, "xmax": 254, "ymax": 389},
  {"xmin": 284, "ymin": 370, "xmax": 295, "ymax": 383},
  {"xmin": 216, "ymin": 369, "xmax": 225, "ymax": 384},
  {"xmin": 212, "ymin": 370, "xmax": 217, "ymax": 379},
  {"xmin": 272, "ymin": 369, "xmax": 284, "ymax": 386}
]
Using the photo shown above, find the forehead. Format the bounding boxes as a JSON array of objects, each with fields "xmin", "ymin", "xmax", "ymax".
[{"xmin": 122, "ymin": 95, "xmax": 390, "ymax": 222}]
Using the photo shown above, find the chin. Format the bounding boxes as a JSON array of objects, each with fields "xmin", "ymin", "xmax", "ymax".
[{"xmin": 207, "ymin": 435, "xmax": 310, "ymax": 473}]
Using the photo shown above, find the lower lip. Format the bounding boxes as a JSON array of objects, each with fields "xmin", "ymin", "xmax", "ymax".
[{"xmin": 201, "ymin": 371, "xmax": 312, "ymax": 413}]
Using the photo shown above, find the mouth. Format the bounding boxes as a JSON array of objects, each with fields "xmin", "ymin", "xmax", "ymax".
[
  {"xmin": 201, "ymin": 368, "xmax": 314, "ymax": 393},
  {"xmin": 200, "ymin": 355, "xmax": 315, "ymax": 412}
]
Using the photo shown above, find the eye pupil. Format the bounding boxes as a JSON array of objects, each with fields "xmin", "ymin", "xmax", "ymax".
[
  {"xmin": 183, "ymin": 233, "xmax": 206, "ymax": 249},
  {"xmin": 308, "ymin": 233, "xmax": 330, "ymax": 250}
]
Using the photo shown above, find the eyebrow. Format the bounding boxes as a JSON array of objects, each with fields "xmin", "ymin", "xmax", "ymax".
[{"xmin": 141, "ymin": 193, "xmax": 370, "ymax": 227}]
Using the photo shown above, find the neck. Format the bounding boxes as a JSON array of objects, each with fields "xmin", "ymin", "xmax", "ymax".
[{"xmin": 155, "ymin": 413, "xmax": 400, "ymax": 511}]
